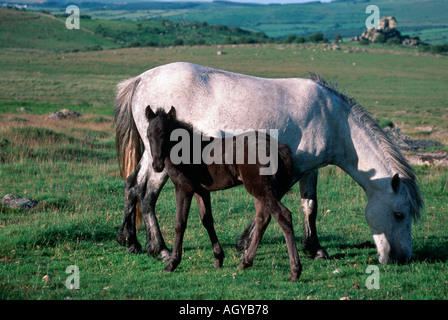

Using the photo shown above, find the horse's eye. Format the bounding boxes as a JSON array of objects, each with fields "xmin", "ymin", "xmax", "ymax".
[{"xmin": 394, "ymin": 211, "xmax": 405, "ymax": 221}]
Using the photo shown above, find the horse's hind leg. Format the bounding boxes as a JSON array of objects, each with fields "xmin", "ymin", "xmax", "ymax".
[
  {"xmin": 194, "ymin": 191, "xmax": 224, "ymax": 268},
  {"xmin": 299, "ymin": 170, "xmax": 328, "ymax": 259},
  {"xmin": 116, "ymin": 164, "xmax": 143, "ymax": 254}
]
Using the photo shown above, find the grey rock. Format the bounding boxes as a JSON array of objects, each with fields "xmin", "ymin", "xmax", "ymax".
[{"xmin": 1, "ymin": 194, "xmax": 38, "ymax": 209}]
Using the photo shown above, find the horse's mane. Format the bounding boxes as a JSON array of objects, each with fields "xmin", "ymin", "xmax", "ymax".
[{"xmin": 309, "ymin": 72, "xmax": 424, "ymax": 220}]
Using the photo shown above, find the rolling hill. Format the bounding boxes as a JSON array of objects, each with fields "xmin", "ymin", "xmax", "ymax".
[
  {"xmin": 0, "ymin": 7, "xmax": 267, "ymax": 52},
  {"xmin": 26, "ymin": 0, "xmax": 448, "ymax": 44}
]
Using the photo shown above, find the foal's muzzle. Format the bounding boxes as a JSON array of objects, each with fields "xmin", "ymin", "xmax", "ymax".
[{"xmin": 152, "ymin": 161, "xmax": 165, "ymax": 173}]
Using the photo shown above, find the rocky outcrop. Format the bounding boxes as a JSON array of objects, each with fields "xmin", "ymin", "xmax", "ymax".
[
  {"xmin": 383, "ymin": 126, "xmax": 448, "ymax": 166},
  {"xmin": 354, "ymin": 16, "xmax": 422, "ymax": 47}
]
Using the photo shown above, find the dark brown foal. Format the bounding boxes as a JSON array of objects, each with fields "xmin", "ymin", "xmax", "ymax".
[{"xmin": 145, "ymin": 105, "xmax": 302, "ymax": 281}]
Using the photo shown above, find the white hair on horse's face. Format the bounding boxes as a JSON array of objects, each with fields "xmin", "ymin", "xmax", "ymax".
[{"xmin": 365, "ymin": 175, "xmax": 413, "ymax": 264}]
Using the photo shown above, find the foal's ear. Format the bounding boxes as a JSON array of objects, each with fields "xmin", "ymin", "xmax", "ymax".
[
  {"xmin": 391, "ymin": 173, "xmax": 401, "ymax": 193},
  {"xmin": 167, "ymin": 106, "xmax": 176, "ymax": 120},
  {"xmin": 146, "ymin": 105, "xmax": 156, "ymax": 120}
]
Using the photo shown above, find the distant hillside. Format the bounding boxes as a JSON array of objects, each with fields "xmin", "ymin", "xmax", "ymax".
[
  {"xmin": 0, "ymin": 7, "xmax": 267, "ymax": 52},
  {"xmin": 29, "ymin": 0, "xmax": 448, "ymax": 44},
  {"xmin": 0, "ymin": 8, "xmax": 117, "ymax": 52}
]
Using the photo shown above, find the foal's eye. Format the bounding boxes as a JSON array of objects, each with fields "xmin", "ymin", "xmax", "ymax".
[{"xmin": 394, "ymin": 211, "xmax": 405, "ymax": 221}]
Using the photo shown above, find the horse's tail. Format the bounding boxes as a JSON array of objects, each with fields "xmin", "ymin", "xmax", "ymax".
[{"xmin": 114, "ymin": 76, "xmax": 143, "ymax": 225}]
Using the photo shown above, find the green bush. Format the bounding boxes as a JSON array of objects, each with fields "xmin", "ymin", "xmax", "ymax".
[{"xmin": 374, "ymin": 34, "xmax": 386, "ymax": 44}]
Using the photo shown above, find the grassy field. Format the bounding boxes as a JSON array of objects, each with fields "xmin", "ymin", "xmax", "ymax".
[{"xmin": 1, "ymin": 34, "xmax": 448, "ymax": 299}]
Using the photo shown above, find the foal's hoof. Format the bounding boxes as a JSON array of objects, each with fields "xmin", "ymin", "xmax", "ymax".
[
  {"xmin": 163, "ymin": 261, "xmax": 178, "ymax": 272},
  {"xmin": 289, "ymin": 265, "xmax": 302, "ymax": 282},
  {"xmin": 237, "ymin": 260, "xmax": 252, "ymax": 270},
  {"xmin": 214, "ymin": 258, "xmax": 224, "ymax": 268}
]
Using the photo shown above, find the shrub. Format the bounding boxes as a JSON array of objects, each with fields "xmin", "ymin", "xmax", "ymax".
[
  {"xmin": 374, "ymin": 34, "xmax": 386, "ymax": 44},
  {"xmin": 285, "ymin": 34, "xmax": 297, "ymax": 44},
  {"xmin": 307, "ymin": 32, "xmax": 324, "ymax": 43},
  {"xmin": 173, "ymin": 38, "xmax": 184, "ymax": 46}
]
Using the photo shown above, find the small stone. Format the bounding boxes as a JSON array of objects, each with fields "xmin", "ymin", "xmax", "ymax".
[
  {"xmin": 1, "ymin": 194, "xmax": 38, "ymax": 210},
  {"xmin": 47, "ymin": 109, "xmax": 82, "ymax": 120}
]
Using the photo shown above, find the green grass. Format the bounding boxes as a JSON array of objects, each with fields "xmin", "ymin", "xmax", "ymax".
[{"xmin": 1, "ymin": 32, "xmax": 447, "ymax": 300}]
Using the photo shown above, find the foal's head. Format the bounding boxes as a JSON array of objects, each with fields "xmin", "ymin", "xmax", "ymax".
[{"xmin": 145, "ymin": 106, "xmax": 176, "ymax": 172}]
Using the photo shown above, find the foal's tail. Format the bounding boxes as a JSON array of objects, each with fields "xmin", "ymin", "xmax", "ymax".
[{"xmin": 114, "ymin": 76, "xmax": 143, "ymax": 225}]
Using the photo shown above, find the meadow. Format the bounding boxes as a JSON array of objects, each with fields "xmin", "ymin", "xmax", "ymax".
[{"xmin": 1, "ymin": 30, "xmax": 448, "ymax": 300}]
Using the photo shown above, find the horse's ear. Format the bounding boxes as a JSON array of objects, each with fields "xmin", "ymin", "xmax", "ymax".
[
  {"xmin": 146, "ymin": 106, "xmax": 156, "ymax": 120},
  {"xmin": 391, "ymin": 173, "xmax": 401, "ymax": 193},
  {"xmin": 167, "ymin": 106, "xmax": 176, "ymax": 120}
]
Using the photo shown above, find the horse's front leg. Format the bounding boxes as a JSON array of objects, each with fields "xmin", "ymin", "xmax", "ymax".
[
  {"xmin": 164, "ymin": 188, "xmax": 193, "ymax": 272},
  {"xmin": 299, "ymin": 170, "xmax": 328, "ymax": 259}
]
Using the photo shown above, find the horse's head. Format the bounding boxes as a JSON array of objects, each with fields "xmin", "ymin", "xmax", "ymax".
[
  {"xmin": 365, "ymin": 173, "xmax": 422, "ymax": 264},
  {"xmin": 145, "ymin": 106, "xmax": 176, "ymax": 173}
]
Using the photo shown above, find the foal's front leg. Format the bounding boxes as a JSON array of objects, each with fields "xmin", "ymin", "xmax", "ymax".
[
  {"xmin": 164, "ymin": 188, "xmax": 193, "ymax": 272},
  {"xmin": 194, "ymin": 191, "xmax": 224, "ymax": 268}
]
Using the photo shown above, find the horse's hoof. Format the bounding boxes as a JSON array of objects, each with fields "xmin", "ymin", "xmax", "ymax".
[
  {"xmin": 314, "ymin": 249, "xmax": 329, "ymax": 260},
  {"xmin": 126, "ymin": 243, "xmax": 142, "ymax": 254},
  {"xmin": 116, "ymin": 233, "xmax": 127, "ymax": 247},
  {"xmin": 161, "ymin": 249, "xmax": 172, "ymax": 262}
]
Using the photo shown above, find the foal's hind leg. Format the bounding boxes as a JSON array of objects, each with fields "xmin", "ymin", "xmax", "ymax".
[
  {"xmin": 194, "ymin": 191, "xmax": 224, "ymax": 268},
  {"xmin": 270, "ymin": 201, "xmax": 302, "ymax": 281},
  {"xmin": 299, "ymin": 170, "xmax": 328, "ymax": 260},
  {"xmin": 238, "ymin": 198, "xmax": 271, "ymax": 270}
]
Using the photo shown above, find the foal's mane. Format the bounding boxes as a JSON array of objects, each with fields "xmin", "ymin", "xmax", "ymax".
[
  {"xmin": 153, "ymin": 107, "xmax": 195, "ymax": 134},
  {"xmin": 309, "ymin": 72, "xmax": 424, "ymax": 219}
]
